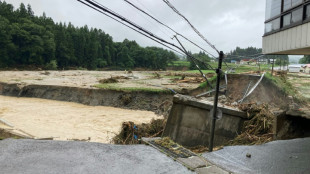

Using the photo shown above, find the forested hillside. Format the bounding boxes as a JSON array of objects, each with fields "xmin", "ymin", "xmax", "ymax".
[{"xmin": 0, "ymin": 1, "xmax": 178, "ymax": 70}]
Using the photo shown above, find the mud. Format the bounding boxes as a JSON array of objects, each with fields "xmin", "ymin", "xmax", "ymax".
[
  {"xmin": 0, "ymin": 95, "xmax": 161, "ymax": 143},
  {"xmin": 0, "ymin": 82, "xmax": 173, "ymax": 115}
]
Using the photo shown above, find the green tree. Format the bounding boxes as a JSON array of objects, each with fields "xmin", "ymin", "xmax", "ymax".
[{"xmin": 299, "ymin": 55, "xmax": 310, "ymax": 64}]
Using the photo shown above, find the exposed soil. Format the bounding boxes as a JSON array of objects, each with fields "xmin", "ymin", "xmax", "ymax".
[
  {"xmin": 0, "ymin": 95, "xmax": 161, "ymax": 143},
  {"xmin": 0, "ymin": 82, "xmax": 173, "ymax": 115},
  {"xmin": 0, "ymin": 70, "xmax": 201, "ymax": 92},
  {"xmin": 226, "ymin": 74, "xmax": 288, "ymax": 109}
]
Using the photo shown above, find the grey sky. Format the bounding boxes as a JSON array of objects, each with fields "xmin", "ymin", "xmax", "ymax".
[{"xmin": 9, "ymin": 0, "xmax": 266, "ymax": 56}]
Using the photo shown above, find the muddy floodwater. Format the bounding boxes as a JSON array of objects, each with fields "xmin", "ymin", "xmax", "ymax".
[{"xmin": 0, "ymin": 95, "xmax": 161, "ymax": 143}]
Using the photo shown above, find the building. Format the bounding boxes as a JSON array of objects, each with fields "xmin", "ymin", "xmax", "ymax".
[
  {"xmin": 231, "ymin": 60, "xmax": 238, "ymax": 64},
  {"xmin": 240, "ymin": 59, "xmax": 250, "ymax": 65},
  {"xmin": 302, "ymin": 64, "xmax": 310, "ymax": 73},
  {"xmin": 288, "ymin": 64, "xmax": 302, "ymax": 72},
  {"xmin": 257, "ymin": 58, "xmax": 269, "ymax": 64},
  {"xmin": 263, "ymin": 0, "xmax": 310, "ymax": 55}
]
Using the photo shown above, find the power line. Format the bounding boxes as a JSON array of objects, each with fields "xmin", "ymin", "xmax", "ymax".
[
  {"xmin": 173, "ymin": 35, "xmax": 214, "ymax": 88},
  {"xmin": 123, "ymin": 0, "xmax": 217, "ymax": 58},
  {"xmin": 77, "ymin": 0, "xmax": 184, "ymax": 56},
  {"xmin": 226, "ymin": 53, "xmax": 263, "ymax": 59},
  {"xmin": 163, "ymin": 0, "xmax": 219, "ymax": 54},
  {"xmin": 78, "ymin": 0, "xmax": 215, "ymax": 86}
]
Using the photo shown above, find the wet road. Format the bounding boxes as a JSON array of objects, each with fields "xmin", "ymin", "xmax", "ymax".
[
  {"xmin": 0, "ymin": 139, "xmax": 193, "ymax": 174},
  {"xmin": 202, "ymin": 138, "xmax": 310, "ymax": 174}
]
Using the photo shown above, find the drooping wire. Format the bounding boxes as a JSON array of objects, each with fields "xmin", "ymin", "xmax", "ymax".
[
  {"xmin": 78, "ymin": 0, "xmax": 215, "ymax": 88},
  {"xmin": 173, "ymin": 35, "xmax": 213, "ymax": 88},
  {"xmin": 163, "ymin": 0, "xmax": 219, "ymax": 54},
  {"xmin": 124, "ymin": 0, "xmax": 217, "ymax": 58},
  {"xmin": 77, "ymin": 0, "xmax": 184, "ymax": 56}
]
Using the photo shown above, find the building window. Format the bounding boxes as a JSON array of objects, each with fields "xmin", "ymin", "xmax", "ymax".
[
  {"xmin": 264, "ymin": 0, "xmax": 309, "ymax": 34},
  {"xmin": 291, "ymin": 0, "xmax": 303, "ymax": 7},
  {"xmin": 291, "ymin": 7, "xmax": 303, "ymax": 23},
  {"xmin": 266, "ymin": 0, "xmax": 282, "ymax": 20},
  {"xmin": 306, "ymin": 4, "xmax": 310, "ymax": 19},
  {"xmin": 265, "ymin": 18, "xmax": 280, "ymax": 33},
  {"xmin": 283, "ymin": 0, "xmax": 303, "ymax": 11},
  {"xmin": 284, "ymin": 0, "xmax": 292, "ymax": 11},
  {"xmin": 283, "ymin": 13, "xmax": 292, "ymax": 27}
]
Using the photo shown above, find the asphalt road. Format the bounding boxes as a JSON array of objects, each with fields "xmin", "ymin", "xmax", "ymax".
[
  {"xmin": 0, "ymin": 139, "xmax": 193, "ymax": 174},
  {"xmin": 202, "ymin": 138, "xmax": 310, "ymax": 174}
]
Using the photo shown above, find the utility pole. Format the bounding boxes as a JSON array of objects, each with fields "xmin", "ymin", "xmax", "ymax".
[
  {"xmin": 209, "ymin": 51, "xmax": 224, "ymax": 152},
  {"xmin": 271, "ymin": 58, "xmax": 275, "ymax": 76}
]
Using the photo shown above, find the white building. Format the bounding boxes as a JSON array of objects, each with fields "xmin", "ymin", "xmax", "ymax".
[
  {"xmin": 288, "ymin": 64, "xmax": 302, "ymax": 72},
  {"xmin": 263, "ymin": 0, "xmax": 310, "ymax": 55}
]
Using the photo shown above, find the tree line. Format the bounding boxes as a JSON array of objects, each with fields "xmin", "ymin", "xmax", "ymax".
[
  {"xmin": 227, "ymin": 46, "xmax": 289, "ymax": 65},
  {"xmin": 299, "ymin": 56, "xmax": 310, "ymax": 64},
  {"xmin": 0, "ymin": 1, "xmax": 178, "ymax": 70}
]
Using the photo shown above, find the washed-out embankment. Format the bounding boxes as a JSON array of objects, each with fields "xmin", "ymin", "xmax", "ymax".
[{"xmin": 0, "ymin": 82, "xmax": 173, "ymax": 115}]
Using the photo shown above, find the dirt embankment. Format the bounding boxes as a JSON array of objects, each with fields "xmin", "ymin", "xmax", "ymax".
[
  {"xmin": 0, "ymin": 82, "xmax": 173, "ymax": 115},
  {"xmin": 226, "ymin": 74, "xmax": 288, "ymax": 108}
]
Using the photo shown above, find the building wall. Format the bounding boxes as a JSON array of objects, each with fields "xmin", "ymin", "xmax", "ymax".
[
  {"xmin": 263, "ymin": 0, "xmax": 310, "ymax": 55},
  {"xmin": 263, "ymin": 22, "xmax": 310, "ymax": 54}
]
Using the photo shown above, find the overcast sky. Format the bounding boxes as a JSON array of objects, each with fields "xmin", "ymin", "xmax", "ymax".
[{"xmin": 9, "ymin": 0, "xmax": 266, "ymax": 56}]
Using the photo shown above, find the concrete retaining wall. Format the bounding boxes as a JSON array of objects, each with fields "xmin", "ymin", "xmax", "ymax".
[{"xmin": 163, "ymin": 95, "xmax": 248, "ymax": 147}]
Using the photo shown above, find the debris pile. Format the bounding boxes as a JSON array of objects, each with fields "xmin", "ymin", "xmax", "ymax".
[
  {"xmin": 99, "ymin": 78, "xmax": 119, "ymax": 84},
  {"xmin": 112, "ymin": 119, "xmax": 166, "ymax": 144},
  {"xmin": 174, "ymin": 77, "xmax": 204, "ymax": 83},
  {"xmin": 99, "ymin": 76, "xmax": 130, "ymax": 84},
  {"xmin": 228, "ymin": 103, "xmax": 275, "ymax": 145}
]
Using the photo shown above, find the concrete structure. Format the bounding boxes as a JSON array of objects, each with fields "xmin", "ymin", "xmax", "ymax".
[
  {"xmin": 263, "ymin": 0, "xmax": 310, "ymax": 55},
  {"xmin": 162, "ymin": 95, "xmax": 247, "ymax": 147},
  {"xmin": 288, "ymin": 64, "xmax": 302, "ymax": 72}
]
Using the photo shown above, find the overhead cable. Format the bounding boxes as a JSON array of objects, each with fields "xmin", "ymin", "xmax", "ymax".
[
  {"xmin": 77, "ymin": 0, "xmax": 184, "ymax": 56},
  {"xmin": 163, "ymin": 0, "xmax": 219, "ymax": 53},
  {"xmin": 77, "ymin": 0, "xmax": 215, "ymax": 87},
  {"xmin": 124, "ymin": 0, "xmax": 217, "ymax": 58}
]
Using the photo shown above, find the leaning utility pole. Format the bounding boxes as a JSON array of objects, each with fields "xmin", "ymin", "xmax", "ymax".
[{"xmin": 209, "ymin": 51, "xmax": 224, "ymax": 152}]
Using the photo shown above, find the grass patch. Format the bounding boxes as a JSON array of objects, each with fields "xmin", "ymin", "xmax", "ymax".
[
  {"xmin": 265, "ymin": 72, "xmax": 296, "ymax": 96},
  {"xmin": 265, "ymin": 73, "xmax": 309, "ymax": 103},
  {"xmin": 94, "ymin": 83, "xmax": 171, "ymax": 94},
  {"xmin": 185, "ymin": 70, "xmax": 215, "ymax": 74},
  {"xmin": 199, "ymin": 75, "xmax": 217, "ymax": 89},
  {"xmin": 168, "ymin": 61, "xmax": 190, "ymax": 67}
]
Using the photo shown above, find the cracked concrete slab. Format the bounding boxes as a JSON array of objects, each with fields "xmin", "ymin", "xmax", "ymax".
[{"xmin": 0, "ymin": 139, "xmax": 194, "ymax": 174}]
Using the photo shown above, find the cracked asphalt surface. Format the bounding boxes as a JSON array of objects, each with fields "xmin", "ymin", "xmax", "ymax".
[
  {"xmin": 0, "ymin": 139, "xmax": 193, "ymax": 174},
  {"xmin": 202, "ymin": 138, "xmax": 310, "ymax": 174}
]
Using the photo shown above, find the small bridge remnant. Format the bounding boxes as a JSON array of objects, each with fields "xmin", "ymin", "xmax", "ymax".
[{"xmin": 163, "ymin": 94, "xmax": 248, "ymax": 147}]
